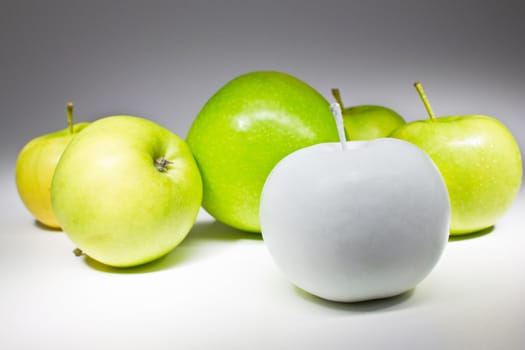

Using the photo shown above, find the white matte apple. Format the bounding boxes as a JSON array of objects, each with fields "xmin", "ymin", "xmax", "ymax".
[{"xmin": 260, "ymin": 103, "xmax": 451, "ymax": 302}]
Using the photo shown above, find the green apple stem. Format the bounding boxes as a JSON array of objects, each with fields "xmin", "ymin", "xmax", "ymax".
[
  {"xmin": 330, "ymin": 102, "xmax": 347, "ymax": 150},
  {"xmin": 66, "ymin": 102, "xmax": 75, "ymax": 134},
  {"xmin": 73, "ymin": 248, "xmax": 84, "ymax": 257},
  {"xmin": 331, "ymin": 88, "xmax": 345, "ymax": 110},
  {"xmin": 414, "ymin": 81, "xmax": 436, "ymax": 121}
]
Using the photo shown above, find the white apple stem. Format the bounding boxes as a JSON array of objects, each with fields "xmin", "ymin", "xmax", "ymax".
[
  {"xmin": 414, "ymin": 81, "xmax": 436, "ymax": 121},
  {"xmin": 330, "ymin": 102, "xmax": 347, "ymax": 150},
  {"xmin": 66, "ymin": 102, "xmax": 75, "ymax": 134}
]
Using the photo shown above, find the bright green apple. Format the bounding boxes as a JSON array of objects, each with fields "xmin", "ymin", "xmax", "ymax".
[
  {"xmin": 331, "ymin": 88, "xmax": 405, "ymax": 140},
  {"xmin": 51, "ymin": 116, "xmax": 202, "ymax": 267},
  {"xmin": 186, "ymin": 71, "xmax": 339, "ymax": 232},
  {"xmin": 390, "ymin": 82, "xmax": 522, "ymax": 235},
  {"xmin": 15, "ymin": 103, "xmax": 89, "ymax": 228}
]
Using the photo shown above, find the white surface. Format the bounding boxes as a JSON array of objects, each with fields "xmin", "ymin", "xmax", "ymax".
[{"xmin": 1, "ymin": 165, "xmax": 524, "ymax": 350}]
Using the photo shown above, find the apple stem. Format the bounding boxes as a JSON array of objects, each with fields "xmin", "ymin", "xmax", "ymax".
[
  {"xmin": 73, "ymin": 248, "xmax": 84, "ymax": 257},
  {"xmin": 331, "ymin": 88, "xmax": 345, "ymax": 110},
  {"xmin": 330, "ymin": 102, "xmax": 347, "ymax": 150},
  {"xmin": 66, "ymin": 102, "xmax": 75, "ymax": 134},
  {"xmin": 414, "ymin": 81, "xmax": 436, "ymax": 121},
  {"xmin": 154, "ymin": 157, "xmax": 173, "ymax": 172}
]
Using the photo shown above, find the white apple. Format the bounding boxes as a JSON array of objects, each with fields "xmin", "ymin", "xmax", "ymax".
[
  {"xmin": 51, "ymin": 116, "xmax": 203, "ymax": 268},
  {"xmin": 260, "ymin": 103, "xmax": 450, "ymax": 302}
]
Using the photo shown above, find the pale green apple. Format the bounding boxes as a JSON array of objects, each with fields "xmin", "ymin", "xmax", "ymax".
[
  {"xmin": 51, "ymin": 116, "xmax": 202, "ymax": 267},
  {"xmin": 15, "ymin": 103, "xmax": 89, "ymax": 228},
  {"xmin": 186, "ymin": 71, "xmax": 339, "ymax": 232},
  {"xmin": 331, "ymin": 88, "xmax": 405, "ymax": 140},
  {"xmin": 390, "ymin": 82, "xmax": 522, "ymax": 235}
]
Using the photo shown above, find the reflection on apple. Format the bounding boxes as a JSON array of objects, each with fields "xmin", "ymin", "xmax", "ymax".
[
  {"xmin": 51, "ymin": 116, "xmax": 202, "ymax": 267},
  {"xmin": 391, "ymin": 82, "xmax": 522, "ymax": 235},
  {"xmin": 260, "ymin": 103, "xmax": 450, "ymax": 302}
]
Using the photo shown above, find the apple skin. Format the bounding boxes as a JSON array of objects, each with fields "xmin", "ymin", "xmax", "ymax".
[
  {"xmin": 51, "ymin": 116, "xmax": 202, "ymax": 267},
  {"xmin": 15, "ymin": 122, "xmax": 90, "ymax": 228},
  {"xmin": 390, "ymin": 115, "xmax": 522, "ymax": 235},
  {"xmin": 186, "ymin": 71, "xmax": 339, "ymax": 232},
  {"xmin": 342, "ymin": 105, "xmax": 405, "ymax": 140},
  {"xmin": 260, "ymin": 138, "xmax": 450, "ymax": 302}
]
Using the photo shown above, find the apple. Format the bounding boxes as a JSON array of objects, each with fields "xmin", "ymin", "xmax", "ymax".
[
  {"xmin": 51, "ymin": 116, "xmax": 202, "ymax": 267},
  {"xmin": 259, "ymin": 103, "xmax": 450, "ymax": 302},
  {"xmin": 186, "ymin": 71, "xmax": 339, "ymax": 232},
  {"xmin": 391, "ymin": 82, "xmax": 522, "ymax": 235},
  {"xmin": 331, "ymin": 88, "xmax": 405, "ymax": 140},
  {"xmin": 15, "ymin": 103, "xmax": 89, "ymax": 228}
]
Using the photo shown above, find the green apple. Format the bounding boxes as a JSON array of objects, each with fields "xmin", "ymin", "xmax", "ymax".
[
  {"xmin": 331, "ymin": 88, "xmax": 405, "ymax": 140},
  {"xmin": 391, "ymin": 82, "xmax": 522, "ymax": 235},
  {"xmin": 15, "ymin": 103, "xmax": 89, "ymax": 228},
  {"xmin": 51, "ymin": 116, "xmax": 202, "ymax": 267},
  {"xmin": 186, "ymin": 71, "xmax": 339, "ymax": 232}
]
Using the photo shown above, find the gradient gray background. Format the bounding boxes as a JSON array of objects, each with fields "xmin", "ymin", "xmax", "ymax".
[
  {"xmin": 1, "ymin": 0, "xmax": 524, "ymax": 170},
  {"xmin": 1, "ymin": 1, "xmax": 525, "ymax": 349}
]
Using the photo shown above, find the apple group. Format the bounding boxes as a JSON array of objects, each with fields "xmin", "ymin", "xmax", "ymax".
[{"xmin": 15, "ymin": 71, "xmax": 522, "ymax": 302}]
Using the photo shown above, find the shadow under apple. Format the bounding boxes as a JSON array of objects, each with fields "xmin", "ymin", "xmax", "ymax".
[
  {"xmin": 185, "ymin": 220, "xmax": 262, "ymax": 242},
  {"xmin": 293, "ymin": 285, "xmax": 415, "ymax": 313},
  {"xmin": 83, "ymin": 219, "xmax": 262, "ymax": 274},
  {"xmin": 448, "ymin": 225, "xmax": 494, "ymax": 242},
  {"xmin": 33, "ymin": 219, "xmax": 62, "ymax": 232}
]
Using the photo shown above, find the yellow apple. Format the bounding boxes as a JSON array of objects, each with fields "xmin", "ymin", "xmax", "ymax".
[
  {"xmin": 51, "ymin": 116, "xmax": 203, "ymax": 267},
  {"xmin": 15, "ymin": 103, "xmax": 89, "ymax": 228}
]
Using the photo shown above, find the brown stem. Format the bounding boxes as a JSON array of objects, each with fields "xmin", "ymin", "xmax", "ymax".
[{"xmin": 331, "ymin": 88, "xmax": 345, "ymax": 110}]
